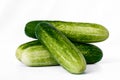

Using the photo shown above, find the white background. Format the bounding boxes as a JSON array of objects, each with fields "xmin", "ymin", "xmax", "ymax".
[{"xmin": 0, "ymin": 0, "xmax": 120, "ymax": 80}]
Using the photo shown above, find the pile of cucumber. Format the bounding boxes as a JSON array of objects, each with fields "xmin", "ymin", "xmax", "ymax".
[{"xmin": 16, "ymin": 21, "xmax": 109, "ymax": 74}]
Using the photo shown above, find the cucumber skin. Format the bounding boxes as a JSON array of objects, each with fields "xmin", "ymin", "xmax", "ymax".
[
  {"xmin": 16, "ymin": 40, "xmax": 103, "ymax": 66},
  {"xmin": 35, "ymin": 22, "xmax": 86, "ymax": 74},
  {"xmin": 25, "ymin": 20, "xmax": 109, "ymax": 43}
]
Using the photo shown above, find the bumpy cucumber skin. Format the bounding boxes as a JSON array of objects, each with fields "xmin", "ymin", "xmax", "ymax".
[
  {"xmin": 35, "ymin": 22, "xmax": 86, "ymax": 74},
  {"xmin": 16, "ymin": 40, "xmax": 103, "ymax": 66},
  {"xmin": 25, "ymin": 20, "xmax": 109, "ymax": 43}
]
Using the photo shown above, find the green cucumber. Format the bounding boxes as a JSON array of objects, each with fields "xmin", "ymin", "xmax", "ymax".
[
  {"xmin": 16, "ymin": 40, "xmax": 41, "ymax": 61},
  {"xmin": 16, "ymin": 40, "xmax": 58, "ymax": 66},
  {"xmin": 16, "ymin": 40, "xmax": 103, "ymax": 66},
  {"xmin": 35, "ymin": 22, "xmax": 86, "ymax": 74},
  {"xmin": 25, "ymin": 20, "xmax": 109, "ymax": 43}
]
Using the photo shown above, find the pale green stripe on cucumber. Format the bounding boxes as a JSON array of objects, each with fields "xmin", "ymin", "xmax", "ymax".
[
  {"xmin": 25, "ymin": 20, "xmax": 109, "ymax": 43},
  {"xmin": 16, "ymin": 40, "xmax": 103, "ymax": 67},
  {"xmin": 35, "ymin": 22, "xmax": 86, "ymax": 74}
]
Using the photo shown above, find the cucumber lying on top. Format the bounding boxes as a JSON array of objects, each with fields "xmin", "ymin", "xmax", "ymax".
[
  {"xmin": 35, "ymin": 22, "xmax": 86, "ymax": 74},
  {"xmin": 25, "ymin": 20, "xmax": 109, "ymax": 43}
]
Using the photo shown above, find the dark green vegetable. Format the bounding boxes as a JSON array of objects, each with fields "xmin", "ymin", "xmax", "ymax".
[
  {"xmin": 25, "ymin": 20, "xmax": 109, "ymax": 43},
  {"xmin": 16, "ymin": 40, "xmax": 103, "ymax": 66},
  {"xmin": 74, "ymin": 43, "xmax": 103, "ymax": 64},
  {"xmin": 35, "ymin": 22, "xmax": 86, "ymax": 74}
]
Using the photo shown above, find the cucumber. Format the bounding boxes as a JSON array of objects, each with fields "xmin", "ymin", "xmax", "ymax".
[
  {"xmin": 16, "ymin": 40, "xmax": 41, "ymax": 61},
  {"xmin": 74, "ymin": 43, "xmax": 103, "ymax": 64},
  {"xmin": 25, "ymin": 20, "xmax": 109, "ymax": 43},
  {"xmin": 16, "ymin": 40, "xmax": 103, "ymax": 66},
  {"xmin": 35, "ymin": 22, "xmax": 86, "ymax": 74},
  {"xmin": 16, "ymin": 40, "xmax": 58, "ymax": 66}
]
